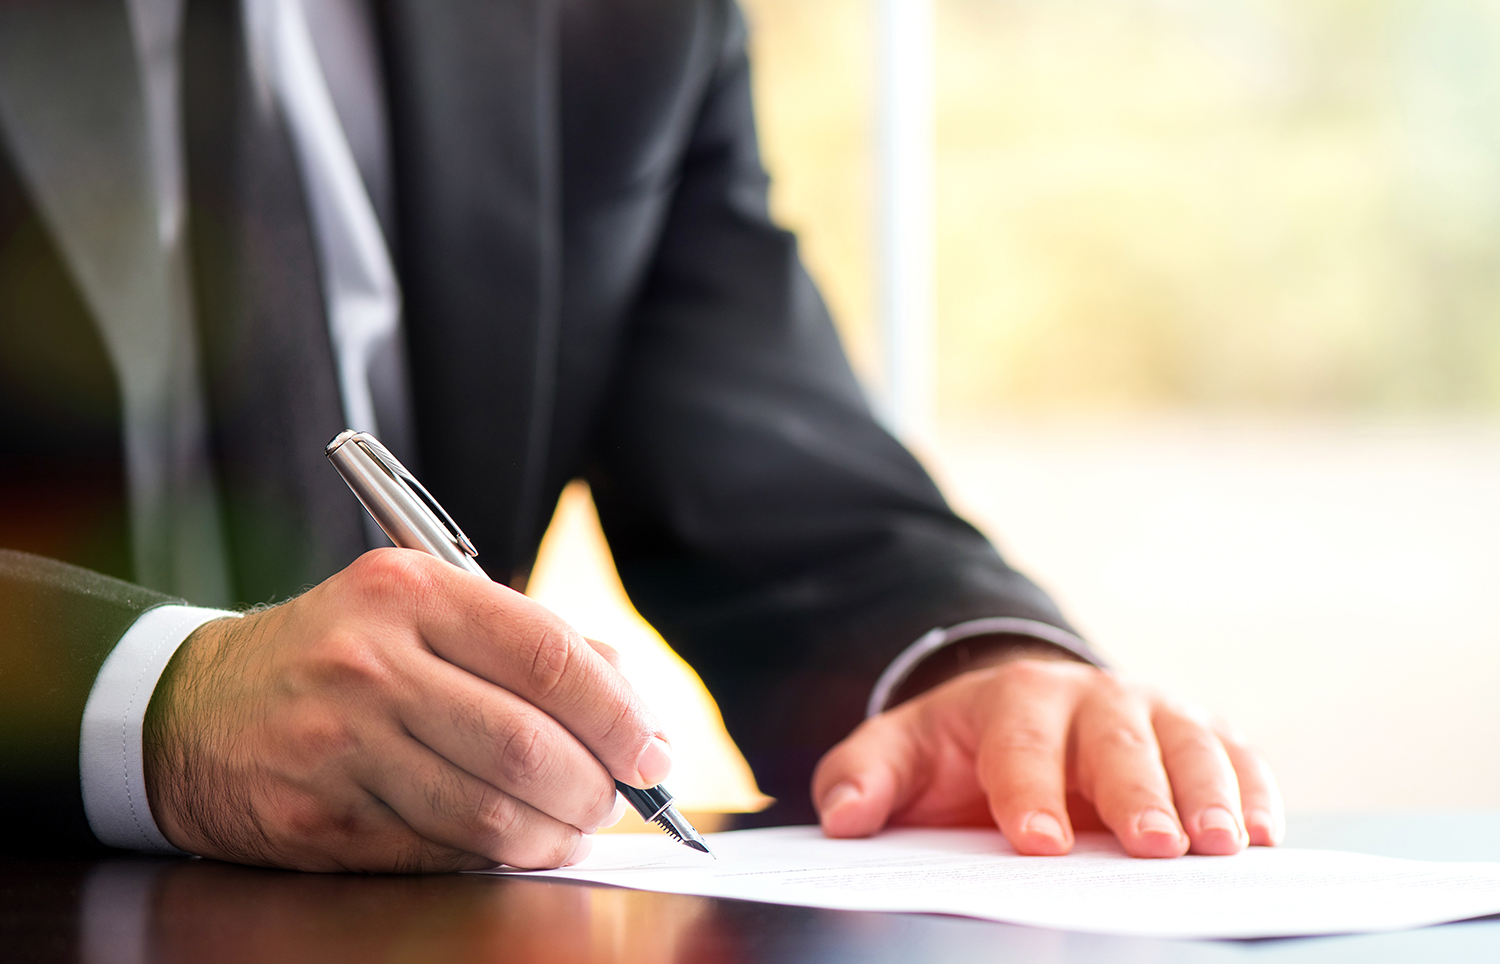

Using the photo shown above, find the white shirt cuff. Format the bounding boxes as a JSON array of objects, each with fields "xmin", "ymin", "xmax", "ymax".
[
  {"xmin": 866, "ymin": 617, "xmax": 1096, "ymax": 718},
  {"xmin": 80, "ymin": 604, "xmax": 239, "ymax": 852}
]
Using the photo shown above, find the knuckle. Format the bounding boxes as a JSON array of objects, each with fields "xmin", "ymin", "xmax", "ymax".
[
  {"xmin": 523, "ymin": 622, "xmax": 581, "ymax": 700},
  {"xmin": 307, "ymin": 630, "xmax": 395, "ymax": 692},
  {"xmin": 497, "ymin": 822, "xmax": 573, "ymax": 871},
  {"xmin": 395, "ymin": 838, "xmax": 472, "ymax": 874},
  {"xmin": 448, "ymin": 694, "xmax": 492, "ymax": 742},
  {"xmin": 496, "ymin": 724, "xmax": 552, "ymax": 788},
  {"xmin": 445, "ymin": 775, "xmax": 575, "ymax": 869},
  {"xmin": 479, "ymin": 795, "xmax": 527, "ymax": 853},
  {"xmin": 461, "ymin": 784, "xmax": 515, "ymax": 850},
  {"xmin": 585, "ymin": 782, "xmax": 618, "ymax": 828},
  {"xmin": 550, "ymin": 831, "xmax": 582, "ymax": 868},
  {"xmin": 985, "ymin": 724, "xmax": 1058, "ymax": 758},
  {"xmin": 1093, "ymin": 723, "xmax": 1153, "ymax": 755},
  {"xmin": 351, "ymin": 548, "xmax": 439, "ymax": 602},
  {"xmin": 591, "ymin": 689, "xmax": 648, "ymax": 756},
  {"xmin": 425, "ymin": 770, "xmax": 503, "ymax": 846}
]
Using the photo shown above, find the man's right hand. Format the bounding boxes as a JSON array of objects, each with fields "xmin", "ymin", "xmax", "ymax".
[{"xmin": 142, "ymin": 548, "xmax": 670, "ymax": 872}]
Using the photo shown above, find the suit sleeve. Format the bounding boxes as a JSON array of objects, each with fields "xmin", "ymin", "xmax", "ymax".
[
  {"xmin": 585, "ymin": 1, "xmax": 1101, "ymax": 818},
  {"xmin": 0, "ymin": 549, "xmax": 176, "ymax": 854}
]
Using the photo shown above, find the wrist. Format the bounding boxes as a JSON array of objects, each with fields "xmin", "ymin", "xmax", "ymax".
[{"xmin": 142, "ymin": 614, "xmax": 246, "ymax": 853}]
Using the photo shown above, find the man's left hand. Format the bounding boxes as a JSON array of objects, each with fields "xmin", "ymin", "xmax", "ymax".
[{"xmin": 812, "ymin": 657, "xmax": 1282, "ymax": 857}]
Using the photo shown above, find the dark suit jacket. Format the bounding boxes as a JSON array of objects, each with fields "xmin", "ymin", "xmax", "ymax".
[{"xmin": 0, "ymin": 0, "xmax": 1080, "ymax": 854}]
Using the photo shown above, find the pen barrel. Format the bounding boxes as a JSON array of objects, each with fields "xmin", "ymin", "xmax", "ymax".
[
  {"xmin": 615, "ymin": 781, "xmax": 676, "ymax": 823},
  {"xmin": 326, "ymin": 435, "xmax": 486, "ymax": 577}
]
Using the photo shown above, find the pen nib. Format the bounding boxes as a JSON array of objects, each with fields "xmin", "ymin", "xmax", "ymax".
[{"xmin": 652, "ymin": 804, "xmax": 714, "ymax": 856}]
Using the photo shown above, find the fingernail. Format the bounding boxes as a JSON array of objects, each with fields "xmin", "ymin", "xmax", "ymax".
[
  {"xmin": 1137, "ymin": 808, "xmax": 1181, "ymax": 839},
  {"xmin": 600, "ymin": 792, "xmax": 628, "ymax": 830},
  {"xmin": 1023, "ymin": 811, "xmax": 1065, "ymax": 844},
  {"xmin": 565, "ymin": 835, "xmax": 593, "ymax": 867},
  {"xmin": 636, "ymin": 737, "xmax": 673, "ymax": 786},
  {"xmin": 1198, "ymin": 806, "xmax": 1240, "ymax": 837},
  {"xmin": 821, "ymin": 781, "xmax": 862, "ymax": 816},
  {"xmin": 1244, "ymin": 808, "xmax": 1279, "ymax": 845}
]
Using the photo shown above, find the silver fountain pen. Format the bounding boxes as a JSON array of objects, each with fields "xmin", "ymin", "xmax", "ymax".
[{"xmin": 326, "ymin": 430, "xmax": 712, "ymax": 855}]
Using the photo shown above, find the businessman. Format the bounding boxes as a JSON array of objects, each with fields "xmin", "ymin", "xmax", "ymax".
[{"xmin": 0, "ymin": 0, "xmax": 1280, "ymax": 871}]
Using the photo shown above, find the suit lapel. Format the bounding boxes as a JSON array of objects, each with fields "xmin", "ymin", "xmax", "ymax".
[
  {"xmin": 379, "ymin": 0, "xmax": 562, "ymax": 582},
  {"xmin": 0, "ymin": 0, "xmax": 232, "ymax": 605}
]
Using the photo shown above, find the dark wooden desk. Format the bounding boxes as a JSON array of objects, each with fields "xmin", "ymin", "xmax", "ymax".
[{"xmin": 5, "ymin": 813, "xmax": 1499, "ymax": 963}]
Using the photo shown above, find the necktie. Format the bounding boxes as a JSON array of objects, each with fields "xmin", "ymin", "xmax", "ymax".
[
  {"xmin": 183, "ymin": 0, "xmax": 368, "ymax": 606},
  {"xmin": 258, "ymin": 0, "xmax": 412, "ymax": 467}
]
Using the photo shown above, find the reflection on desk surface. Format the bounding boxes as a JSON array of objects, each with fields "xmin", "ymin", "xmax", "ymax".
[
  {"xmin": 48, "ymin": 859, "xmax": 749, "ymax": 964},
  {"xmin": 3, "ymin": 813, "xmax": 1499, "ymax": 964},
  {"xmin": 143, "ymin": 861, "xmax": 724, "ymax": 964}
]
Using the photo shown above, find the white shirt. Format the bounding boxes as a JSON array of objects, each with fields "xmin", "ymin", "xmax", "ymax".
[
  {"xmin": 82, "ymin": 0, "xmax": 405, "ymax": 851},
  {"xmin": 80, "ymin": 0, "xmax": 1092, "ymax": 852}
]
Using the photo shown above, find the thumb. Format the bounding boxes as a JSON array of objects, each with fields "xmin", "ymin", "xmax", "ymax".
[{"xmin": 811, "ymin": 714, "xmax": 924, "ymax": 839}]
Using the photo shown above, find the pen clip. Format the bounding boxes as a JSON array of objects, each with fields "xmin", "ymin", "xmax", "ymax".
[{"xmin": 351, "ymin": 434, "xmax": 479, "ymax": 559}]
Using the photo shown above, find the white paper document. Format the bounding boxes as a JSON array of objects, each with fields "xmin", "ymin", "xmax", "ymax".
[{"xmin": 484, "ymin": 826, "xmax": 1500, "ymax": 940}]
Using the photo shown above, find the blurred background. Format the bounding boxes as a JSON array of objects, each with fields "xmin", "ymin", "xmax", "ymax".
[{"xmin": 532, "ymin": 0, "xmax": 1500, "ymax": 824}]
